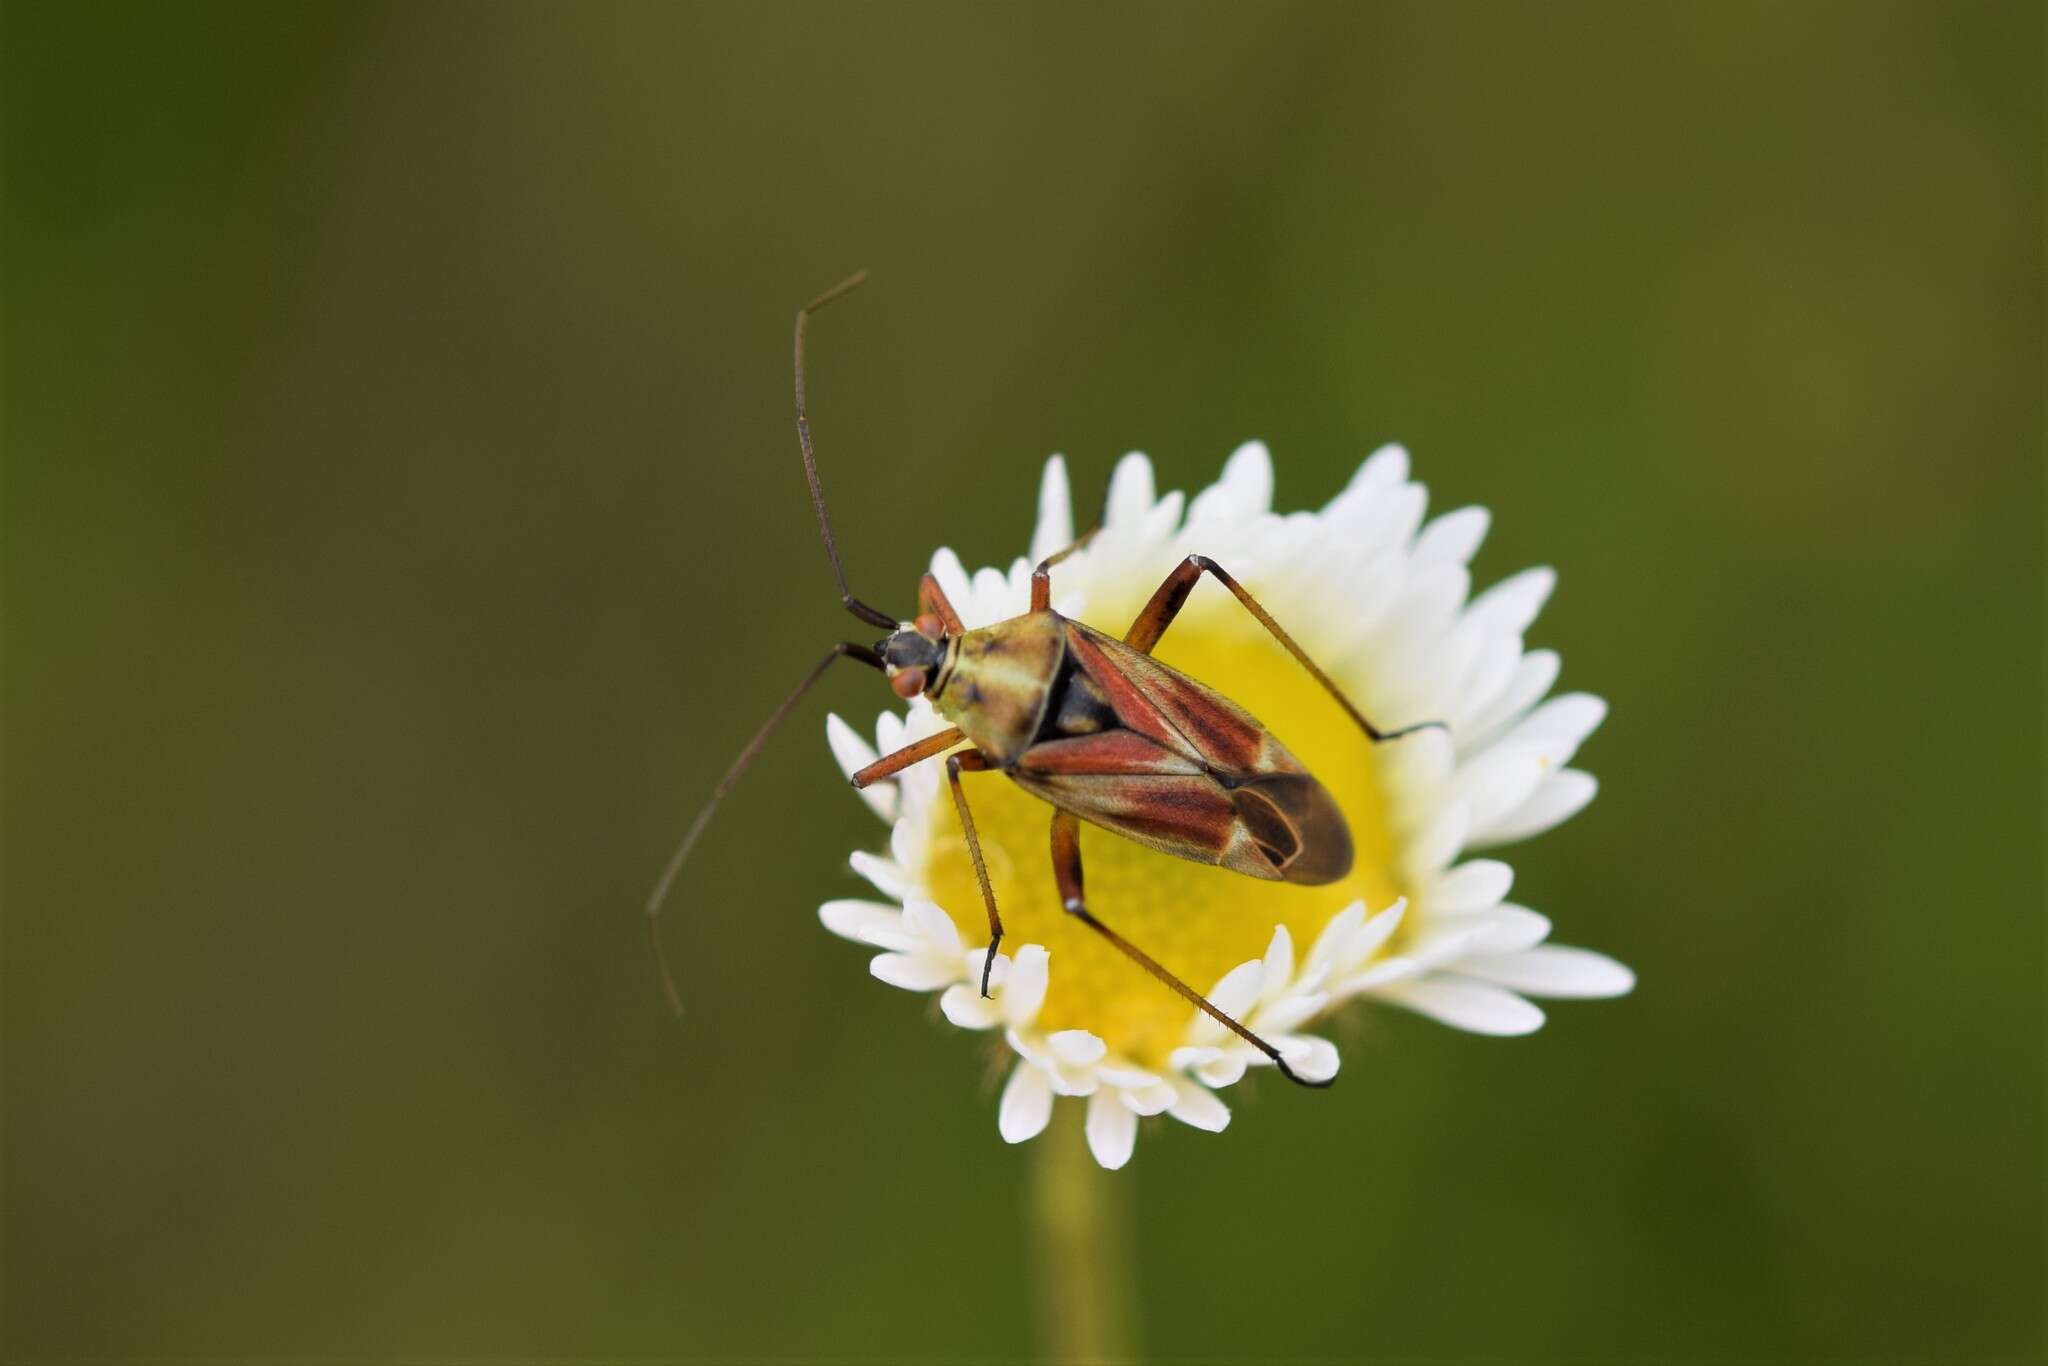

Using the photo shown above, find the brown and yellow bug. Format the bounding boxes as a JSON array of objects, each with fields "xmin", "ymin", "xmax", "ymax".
[{"xmin": 646, "ymin": 272, "xmax": 1438, "ymax": 1088}]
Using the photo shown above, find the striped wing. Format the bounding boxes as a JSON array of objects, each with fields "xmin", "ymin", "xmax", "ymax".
[{"xmin": 1015, "ymin": 622, "xmax": 1353, "ymax": 884}]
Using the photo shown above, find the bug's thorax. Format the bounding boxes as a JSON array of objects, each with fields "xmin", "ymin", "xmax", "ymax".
[{"xmin": 926, "ymin": 610, "xmax": 1068, "ymax": 769}]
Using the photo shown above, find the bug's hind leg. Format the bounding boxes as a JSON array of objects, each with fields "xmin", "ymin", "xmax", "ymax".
[
  {"xmin": 1028, "ymin": 529, "xmax": 1101, "ymax": 611},
  {"xmin": 1049, "ymin": 811, "xmax": 1331, "ymax": 1089},
  {"xmin": 946, "ymin": 751, "xmax": 1005, "ymax": 997},
  {"xmin": 1124, "ymin": 554, "xmax": 1443, "ymax": 743}
]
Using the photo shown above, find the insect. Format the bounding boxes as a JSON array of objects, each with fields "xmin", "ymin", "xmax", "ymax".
[{"xmin": 646, "ymin": 271, "xmax": 1439, "ymax": 1088}]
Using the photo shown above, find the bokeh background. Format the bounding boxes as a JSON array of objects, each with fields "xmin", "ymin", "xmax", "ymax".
[{"xmin": 4, "ymin": 2, "xmax": 2041, "ymax": 1361}]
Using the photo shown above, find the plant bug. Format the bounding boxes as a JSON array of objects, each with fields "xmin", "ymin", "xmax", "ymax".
[{"xmin": 646, "ymin": 271, "xmax": 1441, "ymax": 1088}]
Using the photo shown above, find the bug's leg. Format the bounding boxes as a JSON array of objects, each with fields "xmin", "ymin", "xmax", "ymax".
[
  {"xmin": 918, "ymin": 573, "xmax": 964, "ymax": 636},
  {"xmin": 1050, "ymin": 811, "xmax": 1331, "ymax": 1089},
  {"xmin": 646, "ymin": 641, "xmax": 887, "ymax": 1014},
  {"xmin": 1125, "ymin": 554, "xmax": 1443, "ymax": 743},
  {"xmin": 1028, "ymin": 528, "xmax": 1101, "ymax": 612},
  {"xmin": 793, "ymin": 270, "xmax": 899, "ymax": 632},
  {"xmin": 946, "ymin": 751, "xmax": 1004, "ymax": 997},
  {"xmin": 849, "ymin": 726, "xmax": 965, "ymax": 789}
]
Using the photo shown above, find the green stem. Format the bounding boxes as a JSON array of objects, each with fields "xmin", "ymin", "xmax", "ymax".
[{"xmin": 1028, "ymin": 1103, "xmax": 1140, "ymax": 1363}]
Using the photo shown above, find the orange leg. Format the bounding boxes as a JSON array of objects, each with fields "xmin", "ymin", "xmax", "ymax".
[
  {"xmin": 1028, "ymin": 530, "xmax": 1100, "ymax": 612},
  {"xmin": 946, "ymin": 751, "xmax": 1004, "ymax": 996},
  {"xmin": 918, "ymin": 573, "xmax": 964, "ymax": 636},
  {"xmin": 1126, "ymin": 554, "xmax": 1443, "ymax": 742},
  {"xmin": 849, "ymin": 727, "xmax": 965, "ymax": 789},
  {"xmin": 1049, "ymin": 810, "xmax": 1329, "ymax": 1089}
]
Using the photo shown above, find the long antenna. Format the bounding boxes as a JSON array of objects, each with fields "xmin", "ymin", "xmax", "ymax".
[
  {"xmin": 794, "ymin": 270, "xmax": 897, "ymax": 632},
  {"xmin": 645, "ymin": 641, "xmax": 884, "ymax": 1013}
]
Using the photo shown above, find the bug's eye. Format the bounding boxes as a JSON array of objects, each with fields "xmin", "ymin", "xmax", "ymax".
[
  {"xmin": 913, "ymin": 613, "xmax": 944, "ymax": 641},
  {"xmin": 890, "ymin": 667, "xmax": 926, "ymax": 699}
]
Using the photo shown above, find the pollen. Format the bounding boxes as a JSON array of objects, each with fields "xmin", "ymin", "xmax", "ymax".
[{"xmin": 917, "ymin": 591, "xmax": 1404, "ymax": 1070}]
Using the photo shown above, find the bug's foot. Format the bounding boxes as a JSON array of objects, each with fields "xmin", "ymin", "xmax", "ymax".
[
  {"xmin": 1273, "ymin": 1051, "xmax": 1336, "ymax": 1090},
  {"xmin": 1372, "ymin": 718, "xmax": 1449, "ymax": 743},
  {"xmin": 979, "ymin": 940, "xmax": 1000, "ymax": 999}
]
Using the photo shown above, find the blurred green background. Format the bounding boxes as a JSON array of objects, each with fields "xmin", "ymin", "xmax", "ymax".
[{"xmin": 4, "ymin": 2, "xmax": 2040, "ymax": 1361}]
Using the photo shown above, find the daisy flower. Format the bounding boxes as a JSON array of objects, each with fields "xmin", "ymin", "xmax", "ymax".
[{"xmin": 821, "ymin": 442, "xmax": 1632, "ymax": 1169}]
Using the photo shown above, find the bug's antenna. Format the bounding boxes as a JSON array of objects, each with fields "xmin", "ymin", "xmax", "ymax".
[
  {"xmin": 645, "ymin": 640, "xmax": 885, "ymax": 1013},
  {"xmin": 794, "ymin": 270, "xmax": 897, "ymax": 633}
]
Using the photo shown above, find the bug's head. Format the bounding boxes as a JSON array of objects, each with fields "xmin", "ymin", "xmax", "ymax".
[{"xmin": 876, "ymin": 613, "xmax": 949, "ymax": 699}]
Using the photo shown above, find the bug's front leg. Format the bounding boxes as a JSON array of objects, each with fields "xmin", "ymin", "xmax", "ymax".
[
  {"xmin": 1048, "ymin": 811, "xmax": 1331, "ymax": 1089},
  {"xmin": 918, "ymin": 573, "xmax": 964, "ymax": 636},
  {"xmin": 946, "ymin": 751, "xmax": 1005, "ymax": 997},
  {"xmin": 1125, "ymin": 554, "xmax": 1443, "ymax": 743},
  {"xmin": 849, "ymin": 726, "xmax": 965, "ymax": 789}
]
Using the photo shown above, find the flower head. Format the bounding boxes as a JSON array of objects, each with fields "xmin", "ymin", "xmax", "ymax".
[{"xmin": 822, "ymin": 442, "xmax": 1632, "ymax": 1168}]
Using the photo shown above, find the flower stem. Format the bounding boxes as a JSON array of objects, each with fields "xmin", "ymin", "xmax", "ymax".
[{"xmin": 1028, "ymin": 1104, "xmax": 1139, "ymax": 1363}]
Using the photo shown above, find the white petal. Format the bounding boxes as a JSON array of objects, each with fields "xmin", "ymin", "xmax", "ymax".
[
  {"xmin": 999, "ymin": 1064, "xmax": 1054, "ymax": 1143},
  {"xmin": 1343, "ymin": 952, "xmax": 1420, "ymax": 992},
  {"xmin": 1276, "ymin": 1034, "xmax": 1340, "ymax": 1083},
  {"xmin": 902, "ymin": 900, "xmax": 962, "ymax": 957},
  {"xmin": 1143, "ymin": 489, "xmax": 1186, "ymax": 541},
  {"xmin": 1458, "ymin": 946, "xmax": 1635, "ymax": 998},
  {"xmin": 1189, "ymin": 440, "xmax": 1273, "ymax": 527},
  {"xmin": 1404, "ymin": 922, "xmax": 1494, "ymax": 973},
  {"xmin": 1259, "ymin": 924, "xmax": 1296, "ymax": 1007},
  {"xmin": 868, "ymin": 952, "xmax": 958, "ymax": 992},
  {"xmin": 970, "ymin": 566, "xmax": 1009, "ymax": 613},
  {"xmin": 1189, "ymin": 959, "xmax": 1265, "ymax": 1045},
  {"xmin": 817, "ymin": 899, "xmax": 900, "ymax": 944},
  {"xmin": 940, "ymin": 983, "xmax": 1004, "ymax": 1029},
  {"xmin": 1462, "ymin": 651, "xmax": 1561, "ymax": 753},
  {"xmin": 1345, "ymin": 899, "xmax": 1408, "ymax": 970},
  {"xmin": 1445, "ymin": 903, "xmax": 1552, "ymax": 953},
  {"xmin": 1474, "ymin": 770, "xmax": 1599, "ymax": 846},
  {"xmin": 1375, "ymin": 978, "xmax": 1545, "ymax": 1035},
  {"xmin": 1028, "ymin": 455, "xmax": 1076, "ymax": 563},
  {"xmin": 839, "ymin": 916, "xmax": 923, "ymax": 954},
  {"xmin": 826, "ymin": 712, "xmax": 881, "ymax": 782},
  {"xmin": 848, "ymin": 851, "xmax": 907, "ymax": 899},
  {"xmin": 1119, "ymin": 1079, "xmax": 1176, "ymax": 1117},
  {"xmin": 1205, "ymin": 959, "xmax": 1266, "ymax": 1019},
  {"xmin": 1047, "ymin": 1029, "xmax": 1107, "ymax": 1067},
  {"xmin": 928, "ymin": 547, "xmax": 975, "ymax": 626},
  {"xmin": 1005, "ymin": 1027, "xmax": 1053, "ymax": 1070},
  {"xmin": 1304, "ymin": 902, "xmax": 1368, "ymax": 978},
  {"xmin": 1406, "ymin": 802, "xmax": 1470, "ymax": 879},
  {"xmin": 1253, "ymin": 990, "xmax": 1329, "ymax": 1035},
  {"xmin": 889, "ymin": 813, "xmax": 931, "ymax": 877},
  {"xmin": 1096, "ymin": 1063, "xmax": 1162, "ymax": 1091},
  {"xmin": 1195, "ymin": 1054, "xmax": 1247, "ymax": 1089},
  {"xmin": 1467, "ymin": 566, "xmax": 1555, "ymax": 637},
  {"xmin": 1504, "ymin": 693, "xmax": 1607, "ymax": 765},
  {"xmin": 1358, "ymin": 442, "xmax": 1409, "ymax": 489},
  {"xmin": 1085, "ymin": 1089, "xmax": 1138, "ymax": 1170},
  {"xmin": 1047, "ymin": 1066, "xmax": 1100, "ymax": 1098},
  {"xmin": 1451, "ymin": 747, "xmax": 1547, "ymax": 831},
  {"xmin": 1451, "ymin": 631, "xmax": 1522, "ymax": 732},
  {"xmin": 1166, "ymin": 1080, "xmax": 1231, "ymax": 1133},
  {"xmin": 1413, "ymin": 505, "xmax": 1490, "ymax": 569},
  {"xmin": 1002, "ymin": 944, "xmax": 1050, "ymax": 1027},
  {"xmin": 1105, "ymin": 452, "xmax": 1157, "ymax": 529},
  {"xmin": 1430, "ymin": 859, "xmax": 1514, "ymax": 914}
]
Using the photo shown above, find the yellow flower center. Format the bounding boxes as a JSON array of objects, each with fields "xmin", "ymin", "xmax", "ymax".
[{"xmin": 918, "ymin": 591, "xmax": 1404, "ymax": 1069}]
